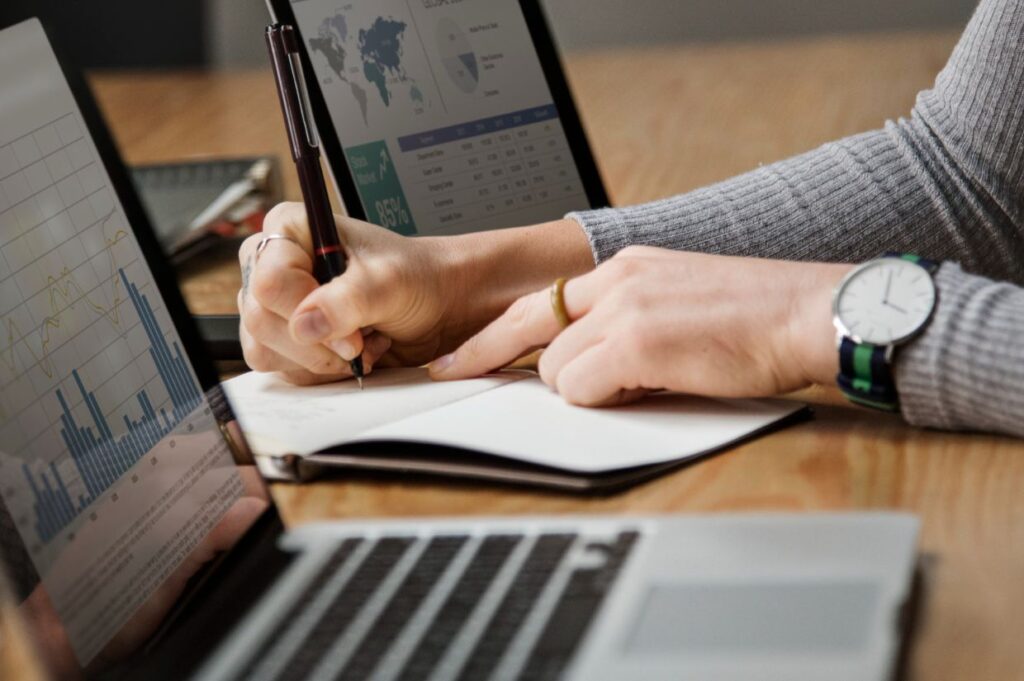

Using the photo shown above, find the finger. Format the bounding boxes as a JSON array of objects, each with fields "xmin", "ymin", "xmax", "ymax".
[
  {"xmin": 242, "ymin": 296, "xmax": 354, "ymax": 376},
  {"xmin": 278, "ymin": 332, "xmax": 391, "ymax": 386},
  {"xmin": 325, "ymin": 329, "xmax": 366, "ymax": 362},
  {"xmin": 430, "ymin": 277, "xmax": 596, "ymax": 380},
  {"xmin": 240, "ymin": 205, "xmax": 322, "ymax": 316},
  {"xmin": 290, "ymin": 277, "xmax": 379, "ymax": 353},
  {"xmin": 429, "ymin": 290, "xmax": 555, "ymax": 380},
  {"xmin": 241, "ymin": 258, "xmax": 368, "ymax": 365},
  {"xmin": 261, "ymin": 202, "xmax": 316, "ymax": 250},
  {"xmin": 249, "ymin": 242, "xmax": 318, "ymax": 317},
  {"xmin": 537, "ymin": 308, "xmax": 610, "ymax": 388},
  {"xmin": 242, "ymin": 343, "xmax": 307, "ymax": 375},
  {"xmin": 240, "ymin": 325, "xmax": 309, "ymax": 375},
  {"xmin": 238, "ymin": 202, "xmax": 313, "ymax": 266},
  {"xmin": 238, "ymin": 232, "xmax": 263, "ymax": 267},
  {"xmin": 363, "ymin": 331, "xmax": 393, "ymax": 361},
  {"xmin": 554, "ymin": 342, "xmax": 638, "ymax": 407},
  {"xmin": 239, "ymin": 301, "xmax": 308, "ymax": 374}
]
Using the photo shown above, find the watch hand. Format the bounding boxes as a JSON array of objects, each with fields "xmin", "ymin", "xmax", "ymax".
[
  {"xmin": 885, "ymin": 301, "xmax": 908, "ymax": 314},
  {"xmin": 883, "ymin": 271, "xmax": 893, "ymax": 304}
]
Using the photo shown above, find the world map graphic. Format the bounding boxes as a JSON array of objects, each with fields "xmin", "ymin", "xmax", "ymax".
[{"xmin": 308, "ymin": 11, "xmax": 426, "ymax": 125}]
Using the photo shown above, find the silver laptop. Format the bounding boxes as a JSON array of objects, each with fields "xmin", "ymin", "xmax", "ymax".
[{"xmin": 0, "ymin": 12, "xmax": 921, "ymax": 681}]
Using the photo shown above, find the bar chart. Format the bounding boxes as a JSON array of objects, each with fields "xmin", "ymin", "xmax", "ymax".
[
  {"xmin": 20, "ymin": 270, "xmax": 203, "ymax": 543},
  {"xmin": 0, "ymin": 109, "xmax": 210, "ymax": 552}
]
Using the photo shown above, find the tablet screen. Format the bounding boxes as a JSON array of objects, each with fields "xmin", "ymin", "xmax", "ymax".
[{"xmin": 290, "ymin": 0, "xmax": 593, "ymax": 236}]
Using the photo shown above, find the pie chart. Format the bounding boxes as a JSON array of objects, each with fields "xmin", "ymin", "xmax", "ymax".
[{"xmin": 436, "ymin": 17, "xmax": 479, "ymax": 94}]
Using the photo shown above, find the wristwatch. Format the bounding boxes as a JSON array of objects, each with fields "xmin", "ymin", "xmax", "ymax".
[{"xmin": 832, "ymin": 254, "xmax": 939, "ymax": 411}]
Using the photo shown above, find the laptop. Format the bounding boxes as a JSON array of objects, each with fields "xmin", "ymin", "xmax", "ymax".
[
  {"xmin": 264, "ymin": 0, "xmax": 610, "ymax": 237},
  {"xmin": 0, "ymin": 12, "xmax": 921, "ymax": 681}
]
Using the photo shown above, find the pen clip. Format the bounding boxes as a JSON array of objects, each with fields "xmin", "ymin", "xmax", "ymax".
[
  {"xmin": 288, "ymin": 52, "xmax": 319, "ymax": 150},
  {"xmin": 266, "ymin": 23, "xmax": 319, "ymax": 156}
]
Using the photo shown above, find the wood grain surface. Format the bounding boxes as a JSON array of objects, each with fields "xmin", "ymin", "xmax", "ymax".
[{"xmin": 75, "ymin": 31, "xmax": 1024, "ymax": 680}]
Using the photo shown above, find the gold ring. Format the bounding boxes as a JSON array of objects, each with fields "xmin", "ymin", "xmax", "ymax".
[
  {"xmin": 550, "ymin": 278, "xmax": 571, "ymax": 329},
  {"xmin": 255, "ymin": 234, "xmax": 299, "ymax": 260}
]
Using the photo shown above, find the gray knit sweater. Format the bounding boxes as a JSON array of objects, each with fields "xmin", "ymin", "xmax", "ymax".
[{"xmin": 569, "ymin": 0, "xmax": 1024, "ymax": 437}]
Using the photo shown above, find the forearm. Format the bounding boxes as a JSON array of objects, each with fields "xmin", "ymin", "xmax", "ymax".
[
  {"xmin": 570, "ymin": 0, "xmax": 1024, "ymax": 285},
  {"xmin": 896, "ymin": 264, "xmax": 1024, "ymax": 437},
  {"xmin": 571, "ymin": 122, "xmax": 962, "ymax": 263},
  {"xmin": 572, "ymin": 115, "xmax": 1023, "ymax": 282}
]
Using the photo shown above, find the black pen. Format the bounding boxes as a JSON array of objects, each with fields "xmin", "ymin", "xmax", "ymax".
[{"xmin": 265, "ymin": 23, "xmax": 364, "ymax": 388}]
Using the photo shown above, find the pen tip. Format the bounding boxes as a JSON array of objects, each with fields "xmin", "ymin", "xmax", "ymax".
[{"xmin": 349, "ymin": 357, "xmax": 365, "ymax": 390}]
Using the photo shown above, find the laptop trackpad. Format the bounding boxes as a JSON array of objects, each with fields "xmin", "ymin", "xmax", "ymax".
[{"xmin": 626, "ymin": 581, "xmax": 881, "ymax": 654}]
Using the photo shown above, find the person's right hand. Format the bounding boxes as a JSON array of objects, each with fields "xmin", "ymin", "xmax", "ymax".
[
  {"xmin": 238, "ymin": 202, "xmax": 596, "ymax": 385},
  {"xmin": 237, "ymin": 203, "xmax": 459, "ymax": 385}
]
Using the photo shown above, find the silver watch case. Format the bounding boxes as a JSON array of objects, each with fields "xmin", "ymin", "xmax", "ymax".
[{"xmin": 831, "ymin": 258, "xmax": 939, "ymax": 354}]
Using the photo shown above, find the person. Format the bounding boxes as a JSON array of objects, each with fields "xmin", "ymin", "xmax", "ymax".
[{"xmin": 238, "ymin": 0, "xmax": 1024, "ymax": 438}]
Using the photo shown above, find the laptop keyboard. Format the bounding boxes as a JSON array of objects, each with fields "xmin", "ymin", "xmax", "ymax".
[
  {"xmin": 454, "ymin": 535, "xmax": 575, "ymax": 681},
  {"xmin": 396, "ymin": 535, "xmax": 520, "ymax": 681},
  {"xmin": 235, "ymin": 530, "xmax": 638, "ymax": 681},
  {"xmin": 338, "ymin": 537, "xmax": 468, "ymax": 680},
  {"xmin": 284, "ymin": 537, "xmax": 417, "ymax": 679}
]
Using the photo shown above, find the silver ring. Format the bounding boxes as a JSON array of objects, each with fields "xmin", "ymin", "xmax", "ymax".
[{"xmin": 255, "ymin": 234, "xmax": 299, "ymax": 260}]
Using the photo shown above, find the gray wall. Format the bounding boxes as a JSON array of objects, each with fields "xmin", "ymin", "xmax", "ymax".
[
  {"xmin": 205, "ymin": 0, "xmax": 267, "ymax": 67},
  {"xmin": 206, "ymin": 0, "xmax": 980, "ymax": 67},
  {"xmin": 541, "ymin": 0, "xmax": 978, "ymax": 50}
]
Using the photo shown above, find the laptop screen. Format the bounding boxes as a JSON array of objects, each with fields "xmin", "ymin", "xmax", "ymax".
[{"xmin": 0, "ymin": 17, "xmax": 273, "ymax": 677}]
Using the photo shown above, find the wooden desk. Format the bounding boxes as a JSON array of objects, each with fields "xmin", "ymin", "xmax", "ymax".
[{"xmin": 86, "ymin": 31, "xmax": 1024, "ymax": 680}]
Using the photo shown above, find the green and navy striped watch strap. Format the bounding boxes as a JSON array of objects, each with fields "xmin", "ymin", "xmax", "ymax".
[{"xmin": 838, "ymin": 338, "xmax": 899, "ymax": 411}]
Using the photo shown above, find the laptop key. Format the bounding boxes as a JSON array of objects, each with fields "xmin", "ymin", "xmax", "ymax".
[
  {"xmin": 455, "ymin": 534, "xmax": 576, "ymax": 681},
  {"xmin": 235, "ymin": 538, "xmax": 363, "ymax": 681},
  {"xmin": 517, "ymin": 531, "xmax": 640, "ymax": 681},
  {"xmin": 278, "ymin": 537, "xmax": 415, "ymax": 681},
  {"xmin": 397, "ymin": 534, "xmax": 523, "ymax": 681},
  {"xmin": 334, "ymin": 536, "xmax": 468, "ymax": 681}
]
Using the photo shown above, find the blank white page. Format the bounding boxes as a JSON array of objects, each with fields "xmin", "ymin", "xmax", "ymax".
[
  {"xmin": 359, "ymin": 378, "xmax": 805, "ymax": 473},
  {"xmin": 223, "ymin": 368, "xmax": 522, "ymax": 456}
]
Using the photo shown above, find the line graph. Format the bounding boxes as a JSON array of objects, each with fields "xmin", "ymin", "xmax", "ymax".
[{"xmin": 0, "ymin": 219, "xmax": 129, "ymax": 381}]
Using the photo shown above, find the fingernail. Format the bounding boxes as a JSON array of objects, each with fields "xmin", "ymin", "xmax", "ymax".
[
  {"xmin": 430, "ymin": 353, "xmax": 456, "ymax": 375},
  {"xmin": 293, "ymin": 309, "xmax": 331, "ymax": 342},
  {"xmin": 328, "ymin": 338, "xmax": 358, "ymax": 360}
]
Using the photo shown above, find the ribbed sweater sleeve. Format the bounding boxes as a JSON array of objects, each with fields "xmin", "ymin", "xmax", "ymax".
[
  {"xmin": 568, "ymin": 0, "xmax": 1024, "ymax": 437},
  {"xmin": 896, "ymin": 264, "xmax": 1024, "ymax": 435}
]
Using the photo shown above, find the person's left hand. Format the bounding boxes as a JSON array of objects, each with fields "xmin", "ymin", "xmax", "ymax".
[{"xmin": 429, "ymin": 246, "xmax": 852, "ymax": 406}]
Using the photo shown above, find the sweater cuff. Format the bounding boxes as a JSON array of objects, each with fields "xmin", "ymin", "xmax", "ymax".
[
  {"xmin": 895, "ymin": 263, "xmax": 1024, "ymax": 436},
  {"xmin": 566, "ymin": 208, "xmax": 632, "ymax": 264}
]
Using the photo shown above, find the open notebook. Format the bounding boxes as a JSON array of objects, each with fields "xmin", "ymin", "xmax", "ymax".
[{"xmin": 223, "ymin": 369, "xmax": 808, "ymax": 491}]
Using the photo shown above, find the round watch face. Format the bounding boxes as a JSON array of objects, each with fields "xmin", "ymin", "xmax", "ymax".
[{"xmin": 833, "ymin": 259, "xmax": 937, "ymax": 345}]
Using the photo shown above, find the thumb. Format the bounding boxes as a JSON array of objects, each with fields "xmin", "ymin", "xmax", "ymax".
[{"xmin": 289, "ymin": 277, "xmax": 370, "ymax": 361}]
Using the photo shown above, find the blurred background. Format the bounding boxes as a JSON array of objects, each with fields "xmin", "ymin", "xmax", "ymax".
[{"xmin": 36, "ymin": 0, "xmax": 978, "ymax": 68}]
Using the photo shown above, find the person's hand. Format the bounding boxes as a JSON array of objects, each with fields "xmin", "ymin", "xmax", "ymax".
[
  {"xmin": 238, "ymin": 203, "xmax": 456, "ymax": 385},
  {"xmin": 238, "ymin": 204, "xmax": 595, "ymax": 385},
  {"xmin": 430, "ymin": 247, "xmax": 852, "ymax": 406}
]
